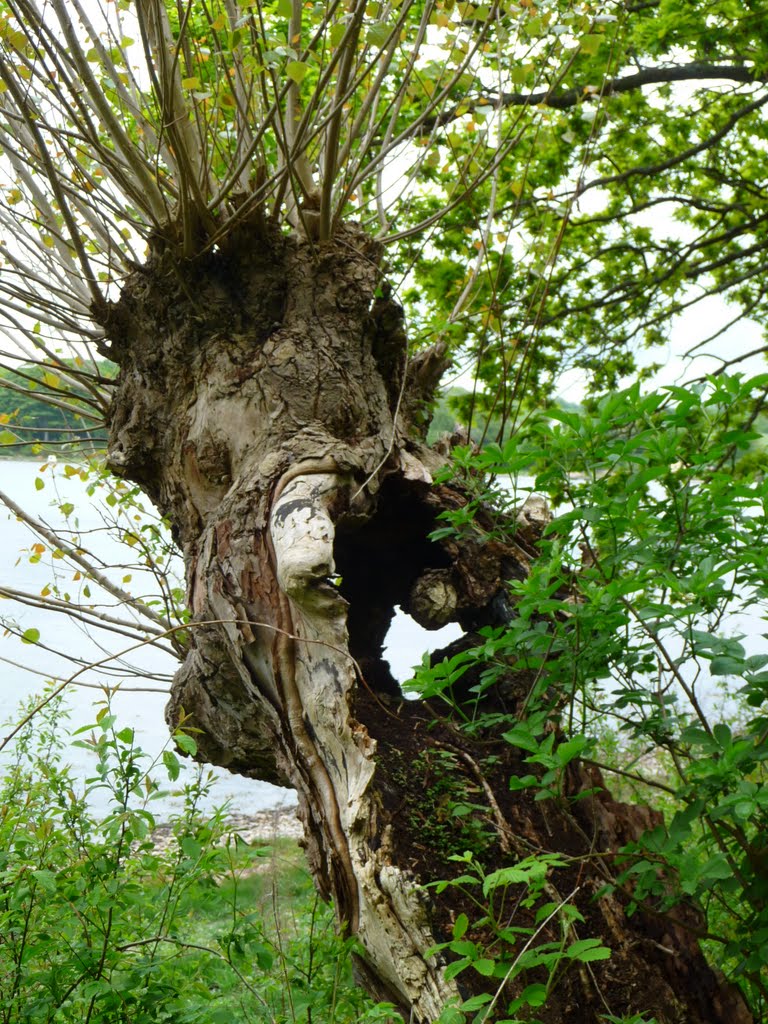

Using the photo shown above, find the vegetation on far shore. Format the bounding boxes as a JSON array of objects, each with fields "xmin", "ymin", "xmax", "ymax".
[{"xmin": 0, "ymin": 362, "xmax": 112, "ymax": 456}]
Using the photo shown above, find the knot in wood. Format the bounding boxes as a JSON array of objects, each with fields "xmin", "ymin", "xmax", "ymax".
[{"xmin": 408, "ymin": 569, "xmax": 458, "ymax": 630}]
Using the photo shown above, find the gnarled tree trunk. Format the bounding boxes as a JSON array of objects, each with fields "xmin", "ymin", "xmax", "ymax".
[{"xmin": 97, "ymin": 221, "xmax": 751, "ymax": 1023}]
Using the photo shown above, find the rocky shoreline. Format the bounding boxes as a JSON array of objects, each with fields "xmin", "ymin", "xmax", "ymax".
[{"xmin": 149, "ymin": 806, "xmax": 302, "ymax": 856}]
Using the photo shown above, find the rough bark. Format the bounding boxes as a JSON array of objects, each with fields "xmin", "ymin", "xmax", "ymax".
[{"xmin": 96, "ymin": 219, "xmax": 752, "ymax": 1023}]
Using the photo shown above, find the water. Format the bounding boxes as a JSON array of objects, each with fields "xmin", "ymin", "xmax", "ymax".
[{"xmin": 0, "ymin": 459, "xmax": 291, "ymax": 817}]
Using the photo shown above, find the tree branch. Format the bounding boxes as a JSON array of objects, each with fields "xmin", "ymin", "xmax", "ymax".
[
  {"xmin": 579, "ymin": 90, "xmax": 768, "ymax": 195},
  {"xmin": 501, "ymin": 62, "xmax": 762, "ymax": 111},
  {"xmin": 417, "ymin": 62, "xmax": 764, "ymax": 136},
  {"xmin": 0, "ymin": 489, "xmax": 175, "ymax": 636}
]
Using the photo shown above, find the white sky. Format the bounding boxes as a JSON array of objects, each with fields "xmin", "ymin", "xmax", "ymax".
[{"xmin": 556, "ymin": 302, "xmax": 766, "ymax": 405}]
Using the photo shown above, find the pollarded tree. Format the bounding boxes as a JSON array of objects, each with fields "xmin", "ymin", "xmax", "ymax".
[{"xmin": 0, "ymin": 1, "xmax": 762, "ymax": 1020}]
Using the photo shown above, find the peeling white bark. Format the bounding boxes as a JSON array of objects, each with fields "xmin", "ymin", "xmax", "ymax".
[
  {"xmin": 270, "ymin": 472, "xmax": 344, "ymax": 612},
  {"xmin": 269, "ymin": 471, "xmax": 459, "ymax": 1019}
]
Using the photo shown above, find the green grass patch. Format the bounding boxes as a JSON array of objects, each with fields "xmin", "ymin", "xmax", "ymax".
[{"xmin": 0, "ymin": 690, "xmax": 399, "ymax": 1024}]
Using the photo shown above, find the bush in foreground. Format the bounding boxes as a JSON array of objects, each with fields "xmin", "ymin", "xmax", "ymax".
[{"xmin": 0, "ymin": 693, "xmax": 395, "ymax": 1024}]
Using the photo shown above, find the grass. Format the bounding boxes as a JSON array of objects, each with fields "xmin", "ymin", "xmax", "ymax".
[{"xmin": 0, "ymin": 692, "xmax": 399, "ymax": 1024}]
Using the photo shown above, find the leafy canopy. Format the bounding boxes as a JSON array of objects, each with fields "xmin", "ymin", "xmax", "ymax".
[{"xmin": 0, "ymin": 0, "xmax": 766, "ymax": 432}]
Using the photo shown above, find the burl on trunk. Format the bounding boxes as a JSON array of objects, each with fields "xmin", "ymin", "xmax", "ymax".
[{"xmin": 97, "ymin": 221, "xmax": 751, "ymax": 1023}]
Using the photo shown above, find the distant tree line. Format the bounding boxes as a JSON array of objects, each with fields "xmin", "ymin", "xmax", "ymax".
[
  {"xmin": 428, "ymin": 389, "xmax": 583, "ymax": 447},
  {"xmin": 0, "ymin": 362, "xmax": 112, "ymax": 456}
]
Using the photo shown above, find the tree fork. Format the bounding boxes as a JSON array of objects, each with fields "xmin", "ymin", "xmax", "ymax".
[{"xmin": 96, "ymin": 223, "xmax": 752, "ymax": 1023}]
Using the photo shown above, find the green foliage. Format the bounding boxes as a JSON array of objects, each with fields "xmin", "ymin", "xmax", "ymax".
[
  {"xmin": 411, "ymin": 373, "xmax": 768, "ymax": 1020},
  {"xmin": 387, "ymin": 747, "xmax": 496, "ymax": 860},
  {"xmin": 391, "ymin": 0, "xmax": 768, "ymax": 423},
  {"xmin": 0, "ymin": 691, "xmax": 393, "ymax": 1024},
  {"xmin": 6, "ymin": 0, "xmax": 766, "ymax": 427},
  {"xmin": 428, "ymin": 850, "xmax": 610, "ymax": 1023}
]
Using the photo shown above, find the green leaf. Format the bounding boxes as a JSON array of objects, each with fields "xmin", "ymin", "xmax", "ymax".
[
  {"xmin": 21, "ymin": 627, "xmax": 40, "ymax": 644},
  {"xmin": 508, "ymin": 982, "xmax": 548, "ymax": 1012},
  {"xmin": 710, "ymin": 656, "xmax": 745, "ymax": 676},
  {"xmin": 733, "ymin": 798, "xmax": 756, "ymax": 820},
  {"xmin": 556, "ymin": 734, "xmax": 589, "ymax": 765},
  {"xmin": 502, "ymin": 726, "xmax": 540, "ymax": 753},
  {"xmin": 366, "ymin": 21, "xmax": 390, "ymax": 46},
  {"xmin": 698, "ymin": 855, "xmax": 733, "ymax": 882},
  {"xmin": 567, "ymin": 937, "xmax": 612, "ymax": 962},
  {"xmin": 668, "ymin": 801, "xmax": 703, "ymax": 844},
  {"xmin": 713, "ymin": 723, "xmax": 733, "ymax": 748},
  {"xmin": 472, "ymin": 958, "xmax": 498, "ymax": 976},
  {"xmin": 459, "ymin": 993, "xmax": 492, "ymax": 1012},
  {"xmin": 443, "ymin": 957, "xmax": 472, "ymax": 980},
  {"xmin": 286, "ymin": 60, "xmax": 308, "ymax": 84},
  {"xmin": 175, "ymin": 732, "xmax": 198, "ymax": 756},
  {"xmin": 448, "ymin": 940, "xmax": 477, "ymax": 957},
  {"xmin": 437, "ymin": 1005, "xmax": 465, "ymax": 1024},
  {"xmin": 163, "ymin": 749, "xmax": 181, "ymax": 781},
  {"xmin": 31, "ymin": 868, "xmax": 57, "ymax": 892},
  {"xmin": 508, "ymin": 774, "xmax": 538, "ymax": 791},
  {"xmin": 330, "ymin": 21, "xmax": 346, "ymax": 46},
  {"xmin": 180, "ymin": 836, "xmax": 202, "ymax": 859}
]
